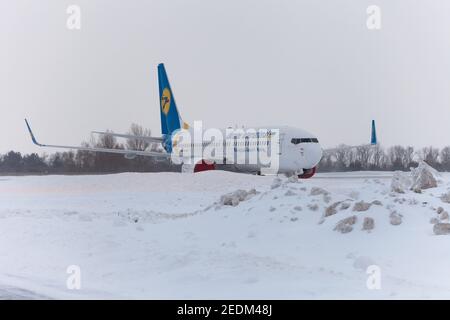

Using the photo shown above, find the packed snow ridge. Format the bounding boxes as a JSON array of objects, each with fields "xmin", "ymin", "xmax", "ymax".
[
  {"xmin": 2, "ymin": 164, "xmax": 450, "ymax": 298},
  {"xmin": 211, "ymin": 161, "xmax": 450, "ymax": 236}
]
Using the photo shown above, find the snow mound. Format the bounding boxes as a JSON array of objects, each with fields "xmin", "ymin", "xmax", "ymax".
[
  {"xmin": 433, "ymin": 223, "xmax": 450, "ymax": 235},
  {"xmin": 390, "ymin": 172, "xmax": 412, "ymax": 193},
  {"xmin": 410, "ymin": 161, "xmax": 438, "ymax": 191},
  {"xmin": 362, "ymin": 217, "xmax": 375, "ymax": 231},
  {"xmin": 334, "ymin": 216, "xmax": 357, "ymax": 233},
  {"xmin": 352, "ymin": 201, "xmax": 372, "ymax": 212},
  {"xmin": 389, "ymin": 211, "xmax": 403, "ymax": 226},
  {"xmin": 391, "ymin": 161, "xmax": 438, "ymax": 193},
  {"xmin": 324, "ymin": 201, "xmax": 341, "ymax": 217},
  {"xmin": 220, "ymin": 189, "xmax": 258, "ymax": 206},
  {"xmin": 371, "ymin": 200, "xmax": 383, "ymax": 206}
]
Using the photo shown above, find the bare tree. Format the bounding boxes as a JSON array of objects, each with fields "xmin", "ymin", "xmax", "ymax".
[
  {"xmin": 92, "ymin": 130, "xmax": 127, "ymax": 172},
  {"xmin": 126, "ymin": 123, "xmax": 151, "ymax": 151},
  {"xmin": 61, "ymin": 151, "xmax": 77, "ymax": 172},
  {"xmin": 96, "ymin": 130, "xmax": 121, "ymax": 149},
  {"xmin": 369, "ymin": 145, "xmax": 385, "ymax": 170},
  {"xmin": 402, "ymin": 146, "xmax": 415, "ymax": 169},
  {"xmin": 387, "ymin": 146, "xmax": 406, "ymax": 170},
  {"xmin": 355, "ymin": 145, "xmax": 371, "ymax": 170},
  {"xmin": 318, "ymin": 153, "xmax": 334, "ymax": 172},
  {"xmin": 75, "ymin": 141, "xmax": 96, "ymax": 172},
  {"xmin": 418, "ymin": 146, "xmax": 440, "ymax": 168},
  {"xmin": 441, "ymin": 146, "xmax": 450, "ymax": 170},
  {"xmin": 333, "ymin": 144, "xmax": 353, "ymax": 171}
]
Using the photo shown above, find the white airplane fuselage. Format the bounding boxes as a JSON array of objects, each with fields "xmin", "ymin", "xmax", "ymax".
[{"xmin": 172, "ymin": 125, "xmax": 323, "ymax": 176}]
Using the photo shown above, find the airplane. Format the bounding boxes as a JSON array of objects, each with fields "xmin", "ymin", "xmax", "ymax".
[{"xmin": 26, "ymin": 63, "xmax": 361, "ymax": 179}]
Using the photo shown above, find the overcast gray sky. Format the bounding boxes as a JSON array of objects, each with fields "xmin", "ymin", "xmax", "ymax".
[{"xmin": 2, "ymin": 0, "xmax": 450, "ymax": 154}]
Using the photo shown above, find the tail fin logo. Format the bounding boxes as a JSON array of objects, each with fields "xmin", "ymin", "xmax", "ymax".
[{"xmin": 161, "ymin": 88, "xmax": 171, "ymax": 115}]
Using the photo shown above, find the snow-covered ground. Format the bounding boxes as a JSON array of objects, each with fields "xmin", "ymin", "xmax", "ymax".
[{"xmin": 1, "ymin": 170, "xmax": 450, "ymax": 299}]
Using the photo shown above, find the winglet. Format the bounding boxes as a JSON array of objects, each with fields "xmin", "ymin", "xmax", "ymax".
[
  {"xmin": 370, "ymin": 119, "xmax": 377, "ymax": 145},
  {"xmin": 24, "ymin": 119, "xmax": 42, "ymax": 146}
]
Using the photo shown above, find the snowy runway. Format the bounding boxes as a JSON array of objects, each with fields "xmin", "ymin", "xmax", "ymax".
[{"xmin": 1, "ymin": 171, "xmax": 450, "ymax": 299}]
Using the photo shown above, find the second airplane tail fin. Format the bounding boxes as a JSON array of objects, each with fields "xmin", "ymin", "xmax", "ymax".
[{"xmin": 371, "ymin": 119, "xmax": 377, "ymax": 145}]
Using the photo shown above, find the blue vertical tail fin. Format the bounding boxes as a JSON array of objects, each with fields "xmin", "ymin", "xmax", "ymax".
[
  {"xmin": 158, "ymin": 64, "xmax": 189, "ymax": 137},
  {"xmin": 370, "ymin": 120, "xmax": 377, "ymax": 145}
]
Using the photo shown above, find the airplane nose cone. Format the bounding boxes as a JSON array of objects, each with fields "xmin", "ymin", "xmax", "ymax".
[{"xmin": 304, "ymin": 143, "xmax": 323, "ymax": 168}]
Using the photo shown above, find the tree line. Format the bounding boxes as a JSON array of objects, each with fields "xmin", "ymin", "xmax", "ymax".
[
  {"xmin": 0, "ymin": 124, "xmax": 180, "ymax": 175},
  {"xmin": 318, "ymin": 144, "xmax": 448, "ymax": 172},
  {"xmin": 2, "ymin": 126, "xmax": 449, "ymax": 174}
]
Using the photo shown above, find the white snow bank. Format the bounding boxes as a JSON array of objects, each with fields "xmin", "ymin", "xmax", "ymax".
[
  {"xmin": 2, "ymin": 170, "xmax": 450, "ymax": 299},
  {"xmin": 391, "ymin": 161, "xmax": 438, "ymax": 193},
  {"xmin": 410, "ymin": 161, "xmax": 438, "ymax": 191}
]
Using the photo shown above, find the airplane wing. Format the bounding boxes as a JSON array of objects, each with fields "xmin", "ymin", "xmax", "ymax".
[
  {"xmin": 91, "ymin": 131, "xmax": 164, "ymax": 143},
  {"xmin": 25, "ymin": 119, "xmax": 170, "ymax": 158}
]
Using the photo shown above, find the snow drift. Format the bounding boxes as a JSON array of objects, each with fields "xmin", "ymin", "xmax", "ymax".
[
  {"xmin": 391, "ymin": 161, "xmax": 438, "ymax": 193},
  {"xmin": 1, "ymin": 169, "xmax": 450, "ymax": 299}
]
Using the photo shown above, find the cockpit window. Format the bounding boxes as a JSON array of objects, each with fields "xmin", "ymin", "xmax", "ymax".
[{"xmin": 291, "ymin": 138, "xmax": 319, "ymax": 144}]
